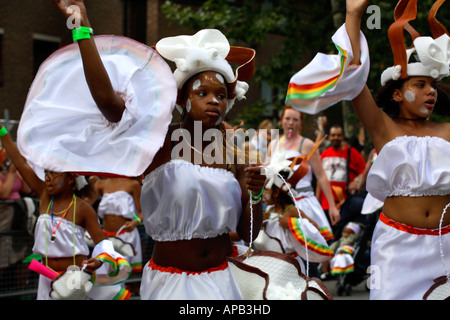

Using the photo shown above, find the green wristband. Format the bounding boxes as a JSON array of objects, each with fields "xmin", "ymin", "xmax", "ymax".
[
  {"xmin": 248, "ymin": 187, "xmax": 264, "ymax": 200},
  {"xmin": 132, "ymin": 212, "xmax": 142, "ymax": 224},
  {"xmin": 72, "ymin": 26, "xmax": 93, "ymax": 42},
  {"xmin": 0, "ymin": 126, "xmax": 8, "ymax": 137}
]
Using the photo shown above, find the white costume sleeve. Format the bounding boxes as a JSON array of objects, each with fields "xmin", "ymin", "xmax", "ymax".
[
  {"xmin": 285, "ymin": 24, "xmax": 370, "ymax": 114},
  {"xmin": 91, "ymin": 239, "xmax": 132, "ymax": 286}
]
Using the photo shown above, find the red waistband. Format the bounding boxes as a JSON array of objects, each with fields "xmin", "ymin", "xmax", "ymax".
[
  {"xmin": 103, "ymin": 229, "xmax": 128, "ymax": 237},
  {"xmin": 148, "ymin": 245, "xmax": 239, "ymax": 276},
  {"xmin": 379, "ymin": 212, "xmax": 450, "ymax": 236}
]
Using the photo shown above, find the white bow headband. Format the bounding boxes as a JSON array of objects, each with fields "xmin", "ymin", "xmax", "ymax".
[{"xmin": 155, "ymin": 29, "xmax": 255, "ymax": 113}]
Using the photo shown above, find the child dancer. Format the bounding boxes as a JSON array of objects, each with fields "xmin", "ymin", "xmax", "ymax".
[
  {"xmin": 0, "ymin": 125, "xmax": 131, "ymax": 300},
  {"xmin": 50, "ymin": 0, "xmax": 265, "ymax": 299},
  {"xmin": 286, "ymin": 0, "xmax": 450, "ymax": 299}
]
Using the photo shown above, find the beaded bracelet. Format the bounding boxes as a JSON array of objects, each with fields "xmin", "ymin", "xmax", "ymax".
[
  {"xmin": 248, "ymin": 187, "xmax": 264, "ymax": 204},
  {"xmin": 0, "ymin": 126, "xmax": 8, "ymax": 137},
  {"xmin": 72, "ymin": 26, "xmax": 93, "ymax": 42}
]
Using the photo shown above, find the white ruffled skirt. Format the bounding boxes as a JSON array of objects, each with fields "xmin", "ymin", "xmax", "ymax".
[
  {"xmin": 140, "ymin": 258, "xmax": 242, "ymax": 300},
  {"xmin": 18, "ymin": 35, "xmax": 177, "ymax": 178},
  {"xmin": 370, "ymin": 212, "xmax": 450, "ymax": 300}
]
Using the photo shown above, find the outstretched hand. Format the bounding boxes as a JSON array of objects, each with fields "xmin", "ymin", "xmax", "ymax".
[
  {"xmin": 52, "ymin": 0, "xmax": 91, "ymax": 27},
  {"xmin": 346, "ymin": 0, "xmax": 370, "ymax": 17}
]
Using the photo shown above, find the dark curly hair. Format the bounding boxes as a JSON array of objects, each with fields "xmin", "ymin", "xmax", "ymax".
[
  {"xmin": 270, "ymin": 170, "xmax": 295, "ymax": 206},
  {"xmin": 374, "ymin": 79, "xmax": 407, "ymax": 118},
  {"xmin": 375, "ymin": 79, "xmax": 450, "ymax": 118}
]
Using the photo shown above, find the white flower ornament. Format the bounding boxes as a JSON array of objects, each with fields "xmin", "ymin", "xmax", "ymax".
[
  {"xmin": 155, "ymin": 29, "xmax": 255, "ymax": 113},
  {"xmin": 381, "ymin": 0, "xmax": 450, "ymax": 85},
  {"xmin": 264, "ymin": 151, "xmax": 294, "ymax": 190}
]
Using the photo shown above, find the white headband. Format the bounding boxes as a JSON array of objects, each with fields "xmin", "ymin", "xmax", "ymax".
[{"xmin": 381, "ymin": 33, "xmax": 450, "ymax": 85}]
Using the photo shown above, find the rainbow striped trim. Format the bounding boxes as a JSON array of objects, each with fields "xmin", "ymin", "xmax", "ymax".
[
  {"xmin": 288, "ymin": 217, "xmax": 334, "ymax": 258},
  {"xmin": 113, "ymin": 287, "xmax": 132, "ymax": 300},
  {"xmin": 92, "ymin": 253, "xmax": 132, "ymax": 285},
  {"xmin": 131, "ymin": 263, "xmax": 143, "ymax": 274},
  {"xmin": 96, "ymin": 253, "xmax": 131, "ymax": 277},
  {"xmin": 338, "ymin": 245, "xmax": 354, "ymax": 255},
  {"xmin": 330, "ymin": 264, "xmax": 354, "ymax": 275},
  {"xmin": 286, "ymin": 44, "xmax": 347, "ymax": 100},
  {"xmin": 320, "ymin": 227, "xmax": 334, "ymax": 242}
]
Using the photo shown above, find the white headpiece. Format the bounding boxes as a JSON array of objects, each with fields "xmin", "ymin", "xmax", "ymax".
[
  {"xmin": 155, "ymin": 29, "xmax": 255, "ymax": 113},
  {"xmin": 381, "ymin": 0, "xmax": 450, "ymax": 86},
  {"xmin": 345, "ymin": 222, "xmax": 362, "ymax": 235},
  {"xmin": 264, "ymin": 151, "xmax": 297, "ymax": 193},
  {"xmin": 381, "ymin": 34, "xmax": 450, "ymax": 85}
]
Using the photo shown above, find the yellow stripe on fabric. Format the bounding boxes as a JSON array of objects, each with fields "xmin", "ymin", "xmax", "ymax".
[
  {"xmin": 288, "ymin": 218, "xmax": 334, "ymax": 257},
  {"xmin": 286, "ymin": 44, "xmax": 347, "ymax": 100}
]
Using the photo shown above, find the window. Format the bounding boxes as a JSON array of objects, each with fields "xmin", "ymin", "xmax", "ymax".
[
  {"xmin": 0, "ymin": 28, "xmax": 4, "ymax": 87},
  {"xmin": 33, "ymin": 33, "xmax": 61, "ymax": 75},
  {"xmin": 128, "ymin": 0, "xmax": 147, "ymax": 43}
]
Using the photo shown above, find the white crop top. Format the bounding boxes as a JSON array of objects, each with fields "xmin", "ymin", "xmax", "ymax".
[
  {"xmin": 32, "ymin": 214, "xmax": 89, "ymax": 258},
  {"xmin": 97, "ymin": 191, "xmax": 137, "ymax": 220},
  {"xmin": 367, "ymin": 136, "xmax": 450, "ymax": 202},
  {"xmin": 141, "ymin": 159, "xmax": 242, "ymax": 242}
]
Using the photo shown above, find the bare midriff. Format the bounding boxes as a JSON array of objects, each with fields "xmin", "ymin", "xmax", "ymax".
[
  {"xmin": 102, "ymin": 214, "xmax": 131, "ymax": 233},
  {"xmin": 45, "ymin": 255, "xmax": 88, "ymax": 272},
  {"xmin": 151, "ymin": 233, "xmax": 234, "ymax": 272},
  {"xmin": 383, "ymin": 195, "xmax": 450, "ymax": 229}
]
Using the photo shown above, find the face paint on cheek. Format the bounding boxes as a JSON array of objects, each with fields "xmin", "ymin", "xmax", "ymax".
[
  {"xmin": 419, "ymin": 106, "xmax": 431, "ymax": 115},
  {"xmin": 263, "ymin": 193, "xmax": 272, "ymax": 201},
  {"xmin": 192, "ymin": 80, "xmax": 201, "ymax": 91},
  {"xmin": 215, "ymin": 116, "xmax": 223, "ymax": 126},
  {"xmin": 404, "ymin": 89, "xmax": 416, "ymax": 103},
  {"xmin": 53, "ymin": 178, "xmax": 66, "ymax": 189},
  {"xmin": 186, "ymin": 99, "xmax": 192, "ymax": 113}
]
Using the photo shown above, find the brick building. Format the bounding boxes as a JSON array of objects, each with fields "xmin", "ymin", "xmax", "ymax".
[{"xmin": 0, "ymin": 0, "xmax": 272, "ymax": 138}]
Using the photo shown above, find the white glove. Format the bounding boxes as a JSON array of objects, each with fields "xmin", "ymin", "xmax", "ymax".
[
  {"xmin": 50, "ymin": 265, "xmax": 93, "ymax": 300},
  {"xmin": 108, "ymin": 236, "xmax": 136, "ymax": 257}
]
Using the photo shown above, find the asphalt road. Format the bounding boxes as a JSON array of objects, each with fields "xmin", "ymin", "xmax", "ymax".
[{"xmin": 323, "ymin": 278, "xmax": 370, "ymax": 300}]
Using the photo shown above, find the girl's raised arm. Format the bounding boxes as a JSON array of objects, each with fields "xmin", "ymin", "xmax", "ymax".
[
  {"xmin": 0, "ymin": 125, "xmax": 45, "ymax": 197},
  {"xmin": 345, "ymin": 0, "xmax": 393, "ymax": 150},
  {"xmin": 52, "ymin": 0, "xmax": 126, "ymax": 122}
]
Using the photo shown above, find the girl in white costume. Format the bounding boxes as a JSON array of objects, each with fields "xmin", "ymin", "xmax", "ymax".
[
  {"xmin": 267, "ymin": 106, "xmax": 340, "ymax": 241},
  {"xmin": 254, "ymin": 152, "xmax": 334, "ymax": 271},
  {"xmin": 0, "ymin": 125, "xmax": 131, "ymax": 300},
  {"xmin": 286, "ymin": 0, "xmax": 450, "ymax": 299},
  {"xmin": 51, "ymin": 0, "xmax": 265, "ymax": 300},
  {"xmin": 95, "ymin": 177, "xmax": 143, "ymax": 275}
]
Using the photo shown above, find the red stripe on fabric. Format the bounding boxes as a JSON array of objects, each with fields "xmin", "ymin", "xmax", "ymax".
[
  {"xmin": 379, "ymin": 212, "xmax": 450, "ymax": 235},
  {"xmin": 148, "ymin": 245, "xmax": 238, "ymax": 275},
  {"xmin": 288, "ymin": 75, "xmax": 340, "ymax": 91},
  {"xmin": 103, "ymin": 229, "xmax": 128, "ymax": 236},
  {"xmin": 148, "ymin": 258, "xmax": 229, "ymax": 275}
]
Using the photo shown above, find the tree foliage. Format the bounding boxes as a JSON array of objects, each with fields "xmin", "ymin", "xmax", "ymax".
[{"xmin": 161, "ymin": 0, "xmax": 449, "ymax": 127}]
